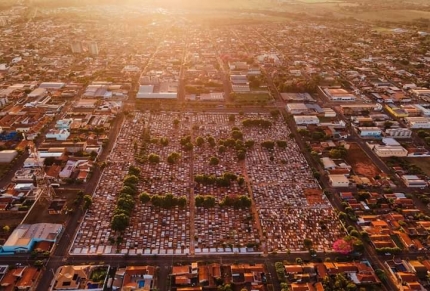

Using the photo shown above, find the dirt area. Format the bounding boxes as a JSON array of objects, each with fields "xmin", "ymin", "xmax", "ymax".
[
  {"xmin": 23, "ymin": 188, "xmax": 80, "ymax": 224},
  {"xmin": 0, "ymin": 211, "xmax": 26, "ymax": 230},
  {"xmin": 407, "ymin": 157, "xmax": 430, "ymax": 176},
  {"xmin": 0, "ymin": 211, "xmax": 26, "ymax": 243},
  {"xmin": 346, "ymin": 143, "xmax": 381, "ymax": 178}
]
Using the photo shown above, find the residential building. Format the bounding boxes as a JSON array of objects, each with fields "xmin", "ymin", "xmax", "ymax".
[
  {"xmin": 357, "ymin": 127, "xmax": 382, "ymax": 138},
  {"xmin": 46, "ymin": 129, "xmax": 70, "ymax": 141},
  {"xmin": 385, "ymin": 104, "xmax": 408, "ymax": 118},
  {"xmin": 0, "ymin": 266, "xmax": 40, "ymax": 290},
  {"xmin": 340, "ymin": 104, "xmax": 382, "ymax": 115},
  {"xmin": 318, "ymin": 86, "xmax": 356, "ymax": 102},
  {"xmin": 405, "ymin": 117, "xmax": 430, "ymax": 129},
  {"xmin": 0, "ymin": 150, "xmax": 18, "ymax": 163},
  {"xmin": 23, "ymin": 157, "xmax": 45, "ymax": 168},
  {"xmin": 39, "ymin": 82, "xmax": 66, "ymax": 90},
  {"xmin": 230, "ymin": 75, "xmax": 248, "ymax": 85},
  {"xmin": 329, "ymin": 174, "xmax": 350, "ymax": 187},
  {"xmin": 120, "ymin": 266, "xmax": 155, "ymax": 291},
  {"xmin": 321, "ymin": 157, "xmax": 336, "ymax": 170},
  {"xmin": 55, "ymin": 119, "xmax": 73, "ymax": 130},
  {"xmin": 287, "ymin": 103, "xmax": 309, "ymax": 115},
  {"xmin": 413, "ymin": 104, "xmax": 430, "ymax": 116},
  {"xmin": 371, "ymin": 145, "xmax": 408, "ymax": 157},
  {"xmin": 367, "ymin": 138, "xmax": 408, "ymax": 157},
  {"xmin": 402, "ymin": 175, "xmax": 427, "ymax": 188},
  {"xmin": 52, "ymin": 265, "xmax": 109, "ymax": 291},
  {"xmin": 27, "ymin": 88, "xmax": 47, "ymax": 98},
  {"xmin": 385, "ymin": 128, "xmax": 412, "ymax": 139}
]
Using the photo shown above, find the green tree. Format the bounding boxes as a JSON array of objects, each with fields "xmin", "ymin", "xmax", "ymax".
[
  {"xmin": 231, "ymin": 130, "xmax": 243, "ymax": 140},
  {"xmin": 218, "ymin": 145, "xmax": 226, "ymax": 153},
  {"xmin": 261, "ymin": 140, "xmax": 275, "ymax": 149},
  {"xmin": 207, "ymin": 136, "xmax": 216, "ymax": 147},
  {"xmin": 276, "ymin": 140, "xmax": 287, "ymax": 148},
  {"xmin": 117, "ymin": 197, "xmax": 135, "ymax": 213},
  {"xmin": 196, "ymin": 136, "xmax": 205, "ymax": 146},
  {"xmin": 111, "ymin": 213, "xmax": 130, "ymax": 232},
  {"xmin": 83, "ymin": 195, "xmax": 93, "ymax": 210},
  {"xmin": 123, "ymin": 175, "xmax": 139, "ymax": 185},
  {"xmin": 270, "ymin": 110, "xmax": 280, "ymax": 119},
  {"xmin": 375, "ymin": 269, "xmax": 387, "ymax": 281},
  {"xmin": 245, "ymin": 140, "xmax": 255, "ymax": 148},
  {"xmin": 209, "ymin": 156, "xmax": 220, "ymax": 165},
  {"xmin": 167, "ymin": 152, "xmax": 181, "ymax": 164},
  {"xmin": 120, "ymin": 185, "xmax": 138, "ymax": 196},
  {"xmin": 139, "ymin": 192, "xmax": 150, "ymax": 204},
  {"xmin": 237, "ymin": 150, "xmax": 246, "ymax": 161},
  {"xmin": 417, "ymin": 130, "xmax": 429, "ymax": 138},
  {"xmin": 148, "ymin": 153, "xmax": 160, "ymax": 163},
  {"xmin": 237, "ymin": 176, "xmax": 245, "ymax": 186},
  {"xmin": 303, "ymin": 238, "xmax": 313, "ymax": 250},
  {"xmin": 183, "ymin": 142, "xmax": 193, "ymax": 151},
  {"xmin": 128, "ymin": 165, "xmax": 140, "ymax": 176}
]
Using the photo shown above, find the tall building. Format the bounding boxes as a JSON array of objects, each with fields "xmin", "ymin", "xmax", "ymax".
[
  {"xmin": 88, "ymin": 42, "xmax": 99, "ymax": 55},
  {"xmin": 70, "ymin": 41, "xmax": 83, "ymax": 53}
]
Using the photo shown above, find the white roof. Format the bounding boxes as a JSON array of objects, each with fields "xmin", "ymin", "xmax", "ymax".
[
  {"xmin": 329, "ymin": 174, "xmax": 349, "ymax": 183},
  {"xmin": 28, "ymin": 88, "xmax": 47, "ymax": 97},
  {"xmin": 382, "ymin": 138, "xmax": 400, "ymax": 146},
  {"xmin": 138, "ymin": 85, "xmax": 154, "ymax": 93},
  {"xmin": 3, "ymin": 223, "xmax": 62, "ymax": 247},
  {"xmin": 358, "ymin": 127, "xmax": 381, "ymax": 131},
  {"xmin": 287, "ymin": 103, "xmax": 308, "ymax": 110},
  {"xmin": 293, "ymin": 115, "xmax": 319, "ymax": 122},
  {"xmin": 402, "ymin": 175, "xmax": 420, "ymax": 180},
  {"xmin": 321, "ymin": 157, "xmax": 336, "ymax": 169},
  {"xmin": 39, "ymin": 82, "xmax": 65, "ymax": 89}
]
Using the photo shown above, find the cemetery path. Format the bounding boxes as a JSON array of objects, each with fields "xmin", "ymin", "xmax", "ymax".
[
  {"xmin": 242, "ymin": 159, "xmax": 267, "ymax": 255},
  {"xmin": 189, "ymin": 122, "xmax": 196, "ymax": 255}
]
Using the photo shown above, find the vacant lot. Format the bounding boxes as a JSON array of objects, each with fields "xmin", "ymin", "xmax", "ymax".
[
  {"xmin": 346, "ymin": 143, "xmax": 381, "ymax": 178},
  {"xmin": 233, "ymin": 93, "xmax": 272, "ymax": 103},
  {"xmin": 23, "ymin": 189, "xmax": 80, "ymax": 224},
  {"xmin": 0, "ymin": 164, "xmax": 10, "ymax": 179},
  {"xmin": 0, "ymin": 211, "xmax": 26, "ymax": 232},
  {"xmin": 407, "ymin": 157, "xmax": 430, "ymax": 177}
]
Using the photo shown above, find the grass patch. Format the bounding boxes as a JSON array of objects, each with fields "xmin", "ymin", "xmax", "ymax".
[
  {"xmin": 232, "ymin": 92, "xmax": 272, "ymax": 103},
  {"xmin": 406, "ymin": 157, "xmax": 430, "ymax": 176},
  {"xmin": 391, "ymin": 234, "xmax": 405, "ymax": 250},
  {"xmin": 0, "ymin": 211, "xmax": 26, "ymax": 232}
]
